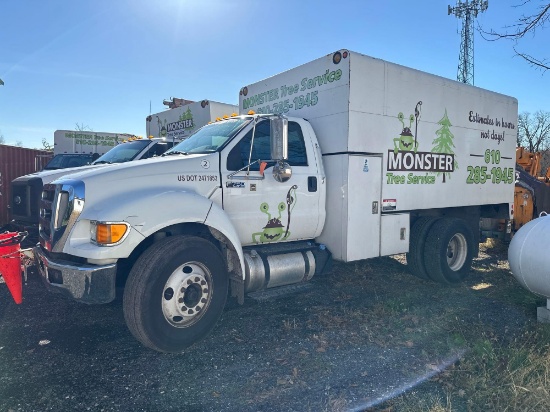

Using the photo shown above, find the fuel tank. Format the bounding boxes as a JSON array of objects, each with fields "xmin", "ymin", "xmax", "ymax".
[{"xmin": 508, "ymin": 215, "xmax": 550, "ymax": 298}]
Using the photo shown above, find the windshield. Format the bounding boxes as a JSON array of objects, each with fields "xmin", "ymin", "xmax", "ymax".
[
  {"xmin": 92, "ymin": 140, "xmax": 151, "ymax": 164},
  {"xmin": 43, "ymin": 154, "xmax": 93, "ymax": 170},
  {"xmin": 165, "ymin": 118, "xmax": 250, "ymax": 155}
]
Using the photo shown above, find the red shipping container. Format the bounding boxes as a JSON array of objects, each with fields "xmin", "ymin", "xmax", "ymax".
[{"xmin": 0, "ymin": 145, "xmax": 52, "ymax": 226}]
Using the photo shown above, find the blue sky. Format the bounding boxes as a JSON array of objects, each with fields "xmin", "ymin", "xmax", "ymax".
[{"xmin": 1, "ymin": 0, "xmax": 549, "ymax": 148}]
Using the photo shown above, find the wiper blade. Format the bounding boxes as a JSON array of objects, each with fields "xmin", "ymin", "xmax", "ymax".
[
  {"xmin": 93, "ymin": 160, "xmax": 112, "ymax": 164},
  {"xmin": 162, "ymin": 150, "xmax": 189, "ymax": 156}
]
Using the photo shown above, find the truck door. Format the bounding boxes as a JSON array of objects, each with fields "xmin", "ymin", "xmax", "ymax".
[{"xmin": 221, "ymin": 120, "xmax": 323, "ymax": 246}]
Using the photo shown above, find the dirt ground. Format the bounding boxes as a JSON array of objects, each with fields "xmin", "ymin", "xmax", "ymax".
[{"xmin": 0, "ymin": 242, "xmax": 542, "ymax": 411}]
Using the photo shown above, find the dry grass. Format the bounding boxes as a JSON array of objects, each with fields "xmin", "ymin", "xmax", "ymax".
[{"xmin": 372, "ymin": 240, "xmax": 550, "ymax": 412}]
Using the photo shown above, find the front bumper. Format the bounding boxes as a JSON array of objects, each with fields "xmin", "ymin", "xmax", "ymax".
[{"xmin": 34, "ymin": 246, "xmax": 117, "ymax": 304}]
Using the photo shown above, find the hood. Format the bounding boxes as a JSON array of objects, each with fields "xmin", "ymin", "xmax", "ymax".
[
  {"xmin": 53, "ymin": 153, "xmax": 220, "ymax": 205},
  {"xmin": 12, "ymin": 164, "xmax": 108, "ymax": 184}
]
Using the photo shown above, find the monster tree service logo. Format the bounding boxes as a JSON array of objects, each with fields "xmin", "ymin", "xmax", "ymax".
[
  {"xmin": 166, "ymin": 107, "xmax": 195, "ymax": 139},
  {"xmin": 386, "ymin": 102, "xmax": 458, "ymax": 185}
]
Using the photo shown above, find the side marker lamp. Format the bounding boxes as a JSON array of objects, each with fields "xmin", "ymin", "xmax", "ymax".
[{"xmin": 91, "ymin": 221, "xmax": 129, "ymax": 245}]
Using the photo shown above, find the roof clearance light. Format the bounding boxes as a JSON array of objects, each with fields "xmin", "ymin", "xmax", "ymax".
[
  {"xmin": 231, "ymin": 113, "xmax": 238, "ymax": 117},
  {"xmin": 333, "ymin": 51, "xmax": 342, "ymax": 65},
  {"xmin": 215, "ymin": 117, "xmax": 221, "ymax": 122},
  {"xmin": 148, "ymin": 135, "xmax": 154, "ymax": 139},
  {"xmin": 248, "ymin": 110, "xmax": 255, "ymax": 115},
  {"xmin": 223, "ymin": 114, "xmax": 229, "ymax": 119}
]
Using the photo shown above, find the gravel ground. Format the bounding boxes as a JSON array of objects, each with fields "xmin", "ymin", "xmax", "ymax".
[{"xmin": 0, "ymin": 245, "xmax": 534, "ymax": 412}]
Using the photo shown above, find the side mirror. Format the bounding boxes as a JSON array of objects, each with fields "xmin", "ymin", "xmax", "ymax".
[
  {"xmin": 270, "ymin": 117, "xmax": 288, "ymax": 161},
  {"xmin": 273, "ymin": 160, "xmax": 292, "ymax": 183}
]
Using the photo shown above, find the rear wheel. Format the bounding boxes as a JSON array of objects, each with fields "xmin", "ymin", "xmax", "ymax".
[
  {"xmin": 423, "ymin": 218, "xmax": 474, "ymax": 284},
  {"xmin": 406, "ymin": 217, "xmax": 440, "ymax": 280},
  {"xmin": 123, "ymin": 235, "xmax": 228, "ymax": 353}
]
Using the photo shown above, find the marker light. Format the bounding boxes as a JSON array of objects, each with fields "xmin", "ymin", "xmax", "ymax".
[
  {"xmin": 91, "ymin": 221, "xmax": 129, "ymax": 246},
  {"xmin": 215, "ymin": 117, "xmax": 222, "ymax": 122},
  {"xmin": 148, "ymin": 135, "xmax": 154, "ymax": 139},
  {"xmin": 248, "ymin": 110, "xmax": 255, "ymax": 115},
  {"xmin": 231, "ymin": 113, "xmax": 238, "ymax": 117},
  {"xmin": 342, "ymin": 50, "xmax": 349, "ymax": 59},
  {"xmin": 223, "ymin": 114, "xmax": 229, "ymax": 119}
]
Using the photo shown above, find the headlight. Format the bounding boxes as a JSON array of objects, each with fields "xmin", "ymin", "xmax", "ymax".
[{"xmin": 90, "ymin": 221, "xmax": 130, "ymax": 246}]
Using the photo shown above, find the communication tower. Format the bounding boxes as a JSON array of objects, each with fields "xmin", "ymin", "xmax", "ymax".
[{"xmin": 448, "ymin": 0, "xmax": 488, "ymax": 85}]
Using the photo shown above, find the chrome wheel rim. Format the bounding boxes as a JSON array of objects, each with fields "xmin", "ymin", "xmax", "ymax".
[
  {"xmin": 161, "ymin": 262, "xmax": 212, "ymax": 327},
  {"xmin": 446, "ymin": 233, "xmax": 467, "ymax": 271}
]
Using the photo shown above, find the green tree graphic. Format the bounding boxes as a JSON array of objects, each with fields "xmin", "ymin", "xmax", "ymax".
[{"xmin": 432, "ymin": 109, "xmax": 458, "ymax": 183}]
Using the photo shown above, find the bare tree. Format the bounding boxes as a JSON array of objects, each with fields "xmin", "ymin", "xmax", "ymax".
[
  {"xmin": 15, "ymin": 140, "xmax": 23, "ymax": 147},
  {"xmin": 75, "ymin": 122, "xmax": 93, "ymax": 132},
  {"xmin": 41, "ymin": 138, "xmax": 54, "ymax": 151},
  {"xmin": 481, "ymin": 1, "xmax": 550, "ymax": 71},
  {"xmin": 517, "ymin": 110, "xmax": 550, "ymax": 152},
  {"xmin": 0, "ymin": 131, "xmax": 5, "ymax": 145}
]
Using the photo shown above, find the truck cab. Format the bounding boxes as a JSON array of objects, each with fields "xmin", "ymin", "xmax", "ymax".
[{"xmin": 35, "ymin": 114, "xmax": 329, "ymax": 352}]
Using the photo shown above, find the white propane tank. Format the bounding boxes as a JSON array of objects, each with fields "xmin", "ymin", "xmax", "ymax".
[{"xmin": 508, "ymin": 215, "xmax": 550, "ymax": 298}]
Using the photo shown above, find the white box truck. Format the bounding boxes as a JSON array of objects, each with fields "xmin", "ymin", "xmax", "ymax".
[
  {"xmin": 34, "ymin": 50, "xmax": 517, "ymax": 353},
  {"xmin": 53, "ymin": 130, "xmax": 124, "ymax": 155},
  {"xmin": 146, "ymin": 100, "xmax": 238, "ymax": 140}
]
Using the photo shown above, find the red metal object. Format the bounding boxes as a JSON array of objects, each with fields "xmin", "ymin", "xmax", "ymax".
[
  {"xmin": 0, "ymin": 144, "xmax": 53, "ymax": 226},
  {"xmin": 0, "ymin": 232, "xmax": 24, "ymax": 304}
]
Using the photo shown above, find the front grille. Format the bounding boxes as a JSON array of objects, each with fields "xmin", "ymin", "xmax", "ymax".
[
  {"xmin": 39, "ymin": 180, "xmax": 85, "ymax": 252},
  {"xmin": 39, "ymin": 185, "xmax": 57, "ymax": 240}
]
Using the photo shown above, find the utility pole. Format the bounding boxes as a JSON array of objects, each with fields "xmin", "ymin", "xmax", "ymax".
[{"xmin": 448, "ymin": 0, "xmax": 488, "ymax": 85}]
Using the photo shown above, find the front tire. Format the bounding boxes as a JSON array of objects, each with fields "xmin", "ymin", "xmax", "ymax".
[
  {"xmin": 123, "ymin": 235, "xmax": 228, "ymax": 353},
  {"xmin": 423, "ymin": 218, "xmax": 474, "ymax": 284}
]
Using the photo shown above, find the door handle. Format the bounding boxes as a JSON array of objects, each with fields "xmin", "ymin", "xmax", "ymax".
[{"xmin": 308, "ymin": 176, "xmax": 317, "ymax": 192}]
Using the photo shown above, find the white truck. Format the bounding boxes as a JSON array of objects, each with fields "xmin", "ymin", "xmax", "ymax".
[
  {"xmin": 53, "ymin": 130, "xmax": 124, "ymax": 155},
  {"xmin": 34, "ymin": 50, "xmax": 517, "ymax": 353},
  {"xmin": 146, "ymin": 100, "xmax": 238, "ymax": 140}
]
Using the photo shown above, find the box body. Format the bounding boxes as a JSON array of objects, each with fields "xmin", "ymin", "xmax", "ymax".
[
  {"xmin": 239, "ymin": 50, "xmax": 517, "ymax": 260},
  {"xmin": 147, "ymin": 100, "xmax": 238, "ymax": 140}
]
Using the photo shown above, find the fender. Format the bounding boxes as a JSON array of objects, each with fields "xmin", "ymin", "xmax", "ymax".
[
  {"xmin": 63, "ymin": 189, "xmax": 214, "ymax": 259},
  {"xmin": 203, "ymin": 201, "xmax": 245, "ymax": 280}
]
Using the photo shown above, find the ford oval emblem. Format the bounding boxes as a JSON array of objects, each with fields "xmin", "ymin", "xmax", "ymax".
[{"xmin": 14, "ymin": 196, "xmax": 22, "ymax": 205}]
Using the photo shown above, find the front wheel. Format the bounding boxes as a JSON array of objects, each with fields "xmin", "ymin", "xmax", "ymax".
[
  {"xmin": 423, "ymin": 218, "xmax": 474, "ymax": 284},
  {"xmin": 123, "ymin": 235, "xmax": 228, "ymax": 353}
]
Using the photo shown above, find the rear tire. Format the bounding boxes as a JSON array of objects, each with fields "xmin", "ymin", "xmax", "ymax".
[
  {"xmin": 123, "ymin": 235, "xmax": 228, "ymax": 353},
  {"xmin": 423, "ymin": 218, "xmax": 474, "ymax": 284},
  {"xmin": 406, "ymin": 217, "xmax": 440, "ymax": 280}
]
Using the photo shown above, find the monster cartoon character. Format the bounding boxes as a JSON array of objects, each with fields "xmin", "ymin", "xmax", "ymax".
[
  {"xmin": 393, "ymin": 112, "xmax": 418, "ymax": 154},
  {"xmin": 252, "ymin": 185, "xmax": 298, "ymax": 243},
  {"xmin": 156, "ymin": 116, "xmax": 167, "ymax": 138}
]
